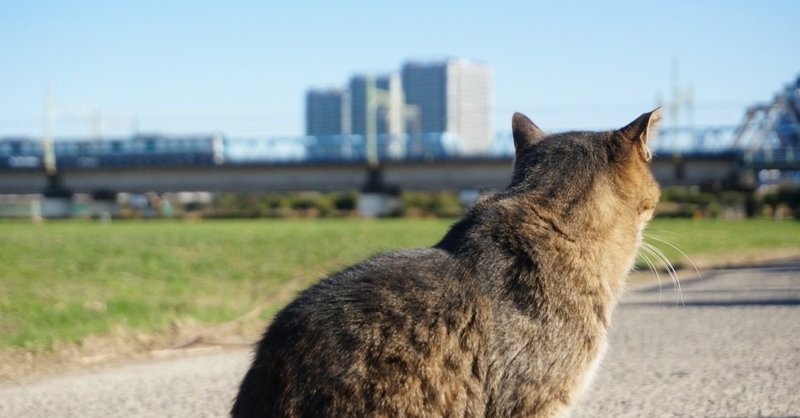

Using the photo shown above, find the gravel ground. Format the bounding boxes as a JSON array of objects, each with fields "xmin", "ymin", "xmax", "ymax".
[{"xmin": 1, "ymin": 263, "xmax": 798, "ymax": 417}]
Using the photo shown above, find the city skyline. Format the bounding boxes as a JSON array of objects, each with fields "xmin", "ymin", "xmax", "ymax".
[
  {"xmin": 1, "ymin": 1, "xmax": 798, "ymax": 139},
  {"xmin": 307, "ymin": 58, "xmax": 493, "ymax": 153}
]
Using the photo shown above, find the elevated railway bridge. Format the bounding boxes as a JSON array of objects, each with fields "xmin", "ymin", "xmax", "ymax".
[{"xmin": 0, "ymin": 141, "xmax": 797, "ymax": 197}]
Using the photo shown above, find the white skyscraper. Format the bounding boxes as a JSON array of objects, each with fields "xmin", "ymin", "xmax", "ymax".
[{"xmin": 402, "ymin": 59, "xmax": 493, "ymax": 153}]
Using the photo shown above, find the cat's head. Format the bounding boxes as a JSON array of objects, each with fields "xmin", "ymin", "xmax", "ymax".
[{"xmin": 509, "ymin": 110, "xmax": 662, "ymax": 232}]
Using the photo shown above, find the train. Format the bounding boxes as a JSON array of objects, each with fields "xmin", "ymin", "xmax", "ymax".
[{"xmin": 0, "ymin": 132, "xmax": 480, "ymax": 171}]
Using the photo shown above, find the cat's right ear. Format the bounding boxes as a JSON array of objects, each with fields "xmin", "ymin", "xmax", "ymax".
[
  {"xmin": 618, "ymin": 108, "xmax": 662, "ymax": 162},
  {"xmin": 512, "ymin": 112, "xmax": 546, "ymax": 155}
]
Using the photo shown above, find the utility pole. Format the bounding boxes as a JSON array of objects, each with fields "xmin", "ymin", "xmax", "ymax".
[
  {"xmin": 404, "ymin": 105, "xmax": 421, "ymax": 157},
  {"xmin": 670, "ymin": 58, "xmax": 695, "ymax": 155},
  {"xmin": 358, "ymin": 76, "xmax": 399, "ymax": 217},
  {"xmin": 42, "ymin": 84, "xmax": 57, "ymax": 176},
  {"xmin": 365, "ymin": 75, "xmax": 378, "ymax": 168},
  {"xmin": 41, "ymin": 84, "xmax": 73, "ymax": 218}
]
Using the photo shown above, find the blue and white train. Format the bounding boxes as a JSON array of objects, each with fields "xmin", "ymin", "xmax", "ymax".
[{"xmin": 0, "ymin": 132, "xmax": 473, "ymax": 170}]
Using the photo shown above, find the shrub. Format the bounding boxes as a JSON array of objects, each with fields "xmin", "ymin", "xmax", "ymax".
[
  {"xmin": 332, "ymin": 192, "xmax": 357, "ymax": 212},
  {"xmin": 762, "ymin": 185, "xmax": 800, "ymax": 219},
  {"xmin": 657, "ymin": 187, "xmax": 748, "ymax": 219},
  {"xmin": 401, "ymin": 192, "xmax": 463, "ymax": 218}
]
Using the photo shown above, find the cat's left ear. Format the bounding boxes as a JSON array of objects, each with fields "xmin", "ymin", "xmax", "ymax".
[
  {"xmin": 619, "ymin": 108, "xmax": 662, "ymax": 162},
  {"xmin": 512, "ymin": 112, "xmax": 546, "ymax": 156}
]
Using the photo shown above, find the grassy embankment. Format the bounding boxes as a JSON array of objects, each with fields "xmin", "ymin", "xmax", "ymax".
[{"xmin": 0, "ymin": 218, "xmax": 798, "ymax": 352}]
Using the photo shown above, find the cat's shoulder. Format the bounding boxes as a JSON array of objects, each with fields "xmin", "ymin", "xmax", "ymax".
[
  {"xmin": 287, "ymin": 247, "xmax": 459, "ymax": 305},
  {"xmin": 321, "ymin": 247, "xmax": 458, "ymax": 291}
]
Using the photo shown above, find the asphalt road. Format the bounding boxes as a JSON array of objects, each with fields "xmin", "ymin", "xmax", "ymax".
[{"xmin": 1, "ymin": 263, "xmax": 798, "ymax": 417}]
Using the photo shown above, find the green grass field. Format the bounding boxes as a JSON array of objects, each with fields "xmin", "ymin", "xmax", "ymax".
[{"xmin": 1, "ymin": 218, "xmax": 798, "ymax": 351}]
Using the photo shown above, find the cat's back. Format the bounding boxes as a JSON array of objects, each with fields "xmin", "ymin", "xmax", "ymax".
[{"xmin": 233, "ymin": 248, "xmax": 489, "ymax": 418}]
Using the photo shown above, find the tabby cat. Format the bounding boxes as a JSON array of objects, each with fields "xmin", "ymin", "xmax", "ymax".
[{"xmin": 233, "ymin": 109, "xmax": 662, "ymax": 417}]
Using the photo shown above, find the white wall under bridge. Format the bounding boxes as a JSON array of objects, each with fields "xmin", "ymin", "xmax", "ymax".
[{"xmin": 0, "ymin": 155, "xmax": 743, "ymax": 195}]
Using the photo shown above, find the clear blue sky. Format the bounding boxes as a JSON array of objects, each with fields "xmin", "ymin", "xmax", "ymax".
[{"xmin": 1, "ymin": 1, "xmax": 798, "ymax": 139}]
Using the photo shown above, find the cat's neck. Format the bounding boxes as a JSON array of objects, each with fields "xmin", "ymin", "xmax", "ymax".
[{"xmin": 437, "ymin": 195, "xmax": 640, "ymax": 322}]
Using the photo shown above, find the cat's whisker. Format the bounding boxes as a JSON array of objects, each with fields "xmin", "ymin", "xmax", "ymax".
[
  {"xmin": 637, "ymin": 248, "xmax": 663, "ymax": 302},
  {"xmin": 637, "ymin": 244, "xmax": 657, "ymax": 274},
  {"xmin": 641, "ymin": 242, "xmax": 676, "ymax": 281},
  {"xmin": 638, "ymin": 245, "xmax": 660, "ymax": 279},
  {"xmin": 640, "ymin": 244, "xmax": 671, "ymax": 298},
  {"xmin": 645, "ymin": 244, "xmax": 679, "ymax": 295},
  {"xmin": 644, "ymin": 229, "xmax": 681, "ymax": 240},
  {"xmin": 645, "ymin": 235, "xmax": 697, "ymax": 307},
  {"xmin": 641, "ymin": 245, "xmax": 669, "ymax": 287},
  {"xmin": 645, "ymin": 235, "xmax": 701, "ymax": 281},
  {"xmin": 642, "ymin": 242, "xmax": 684, "ymax": 307}
]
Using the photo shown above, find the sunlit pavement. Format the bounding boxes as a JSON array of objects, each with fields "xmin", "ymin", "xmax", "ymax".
[
  {"xmin": 573, "ymin": 262, "xmax": 800, "ymax": 417},
  {"xmin": 1, "ymin": 263, "xmax": 798, "ymax": 417}
]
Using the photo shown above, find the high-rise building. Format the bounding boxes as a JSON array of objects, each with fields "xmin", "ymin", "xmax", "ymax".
[
  {"xmin": 402, "ymin": 59, "xmax": 493, "ymax": 153},
  {"xmin": 305, "ymin": 89, "xmax": 350, "ymax": 136},
  {"xmin": 401, "ymin": 63, "xmax": 447, "ymax": 134},
  {"xmin": 348, "ymin": 76, "xmax": 369, "ymax": 137}
]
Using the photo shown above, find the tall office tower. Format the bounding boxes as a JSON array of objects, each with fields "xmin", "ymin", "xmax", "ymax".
[
  {"xmin": 305, "ymin": 89, "xmax": 350, "ymax": 136},
  {"xmin": 348, "ymin": 74, "xmax": 405, "ymax": 137},
  {"xmin": 348, "ymin": 76, "xmax": 369, "ymax": 137},
  {"xmin": 401, "ymin": 59, "xmax": 493, "ymax": 153}
]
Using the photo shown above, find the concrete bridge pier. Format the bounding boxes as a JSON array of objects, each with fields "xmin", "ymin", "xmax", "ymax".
[
  {"xmin": 41, "ymin": 174, "xmax": 73, "ymax": 218},
  {"xmin": 357, "ymin": 167, "xmax": 401, "ymax": 217},
  {"xmin": 90, "ymin": 189, "xmax": 119, "ymax": 220}
]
